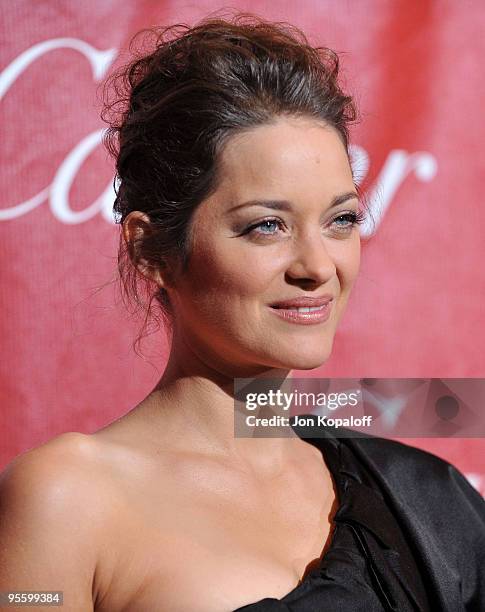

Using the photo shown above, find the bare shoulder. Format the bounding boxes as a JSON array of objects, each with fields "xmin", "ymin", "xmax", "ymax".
[
  {"xmin": 0, "ymin": 431, "xmax": 115, "ymax": 503},
  {"xmin": 0, "ymin": 432, "xmax": 123, "ymax": 609},
  {"xmin": 0, "ymin": 429, "xmax": 129, "ymax": 545}
]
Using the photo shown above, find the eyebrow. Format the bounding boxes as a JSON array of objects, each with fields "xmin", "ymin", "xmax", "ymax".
[{"xmin": 227, "ymin": 191, "xmax": 359, "ymax": 213}]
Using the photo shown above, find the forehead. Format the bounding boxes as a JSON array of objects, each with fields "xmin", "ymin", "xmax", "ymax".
[{"xmin": 214, "ymin": 116, "xmax": 353, "ymax": 204}]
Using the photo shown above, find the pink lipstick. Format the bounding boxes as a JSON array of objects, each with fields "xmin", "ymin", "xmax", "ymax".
[{"xmin": 268, "ymin": 295, "xmax": 334, "ymax": 325}]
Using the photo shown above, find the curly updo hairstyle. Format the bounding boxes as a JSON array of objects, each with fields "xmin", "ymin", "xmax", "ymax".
[{"xmin": 102, "ymin": 12, "xmax": 361, "ymax": 348}]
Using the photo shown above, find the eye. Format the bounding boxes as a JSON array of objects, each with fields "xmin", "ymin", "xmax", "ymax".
[
  {"xmin": 240, "ymin": 210, "xmax": 367, "ymax": 239},
  {"xmin": 243, "ymin": 217, "xmax": 286, "ymax": 236},
  {"xmin": 330, "ymin": 210, "xmax": 366, "ymax": 232}
]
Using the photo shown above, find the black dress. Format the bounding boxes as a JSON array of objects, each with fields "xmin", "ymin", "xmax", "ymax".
[{"xmin": 233, "ymin": 418, "xmax": 485, "ymax": 612}]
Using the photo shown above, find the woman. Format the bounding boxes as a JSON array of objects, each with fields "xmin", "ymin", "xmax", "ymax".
[{"xmin": 1, "ymin": 14, "xmax": 484, "ymax": 612}]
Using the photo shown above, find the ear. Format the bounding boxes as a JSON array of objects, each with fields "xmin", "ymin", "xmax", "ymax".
[{"xmin": 122, "ymin": 211, "xmax": 173, "ymax": 289}]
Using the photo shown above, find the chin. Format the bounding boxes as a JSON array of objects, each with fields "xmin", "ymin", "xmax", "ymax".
[
  {"xmin": 266, "ymin": 344, "xmax": 333, "ymax": 371},
  {"xmin": 288, "ymin": 355, "xmax": 331, "ymax": 370}
]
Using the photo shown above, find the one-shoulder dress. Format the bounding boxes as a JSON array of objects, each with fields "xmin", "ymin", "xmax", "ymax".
[{"xmin": 233, "ymin": 419, "xmax": 485, "ymax": 612}]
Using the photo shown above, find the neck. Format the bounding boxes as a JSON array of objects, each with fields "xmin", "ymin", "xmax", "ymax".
[{"xmin": 141, "ymin": 328, "xmax": 302, "ymax": 472}]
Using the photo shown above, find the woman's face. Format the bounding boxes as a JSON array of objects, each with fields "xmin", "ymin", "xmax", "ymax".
[{"xmin": 166, "ymin": 116, "xmax": 361, "ymax": 375}]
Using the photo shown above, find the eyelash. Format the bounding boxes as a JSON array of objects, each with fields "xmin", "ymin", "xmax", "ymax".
[{"xmin": 243, "ymin": 210, "xmax": 367, "ymax": 237}]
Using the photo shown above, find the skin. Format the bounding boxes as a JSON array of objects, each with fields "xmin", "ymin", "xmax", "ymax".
[{"xmin": 0, "ymin": 116, "xmax": 361, "ymax": 611}]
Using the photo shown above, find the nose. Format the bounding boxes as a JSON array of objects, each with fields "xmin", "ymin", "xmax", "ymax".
[{"xmin": 285, "ymin": 231, "xmax": 336, "ymax": 287}]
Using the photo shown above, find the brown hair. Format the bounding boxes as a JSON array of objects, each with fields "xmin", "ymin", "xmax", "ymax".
[{"xmin": 101, "ymin": 12, "xmax": 362, "ymax": 349}]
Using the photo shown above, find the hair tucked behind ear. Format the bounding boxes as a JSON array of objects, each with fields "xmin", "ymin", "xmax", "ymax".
[{"xmin": 100, "ymin": 10, "xmax": 362, "ymax": 354}]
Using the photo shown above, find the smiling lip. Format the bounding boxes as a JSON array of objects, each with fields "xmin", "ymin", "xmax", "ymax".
[{"xmin": 268, "ymin": 296, "xmax": 334, "ymax": 325}]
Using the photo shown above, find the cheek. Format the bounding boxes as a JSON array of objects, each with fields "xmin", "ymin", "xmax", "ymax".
[
  {"xmin": 179, "ymin": 242, "xmax": 273, "ymax": 316},
  {"xmin": 334, "ymin": 237, "xmax": 361, "ymax": 289},
  {"xmin": 174, "ymin": 244, "xmax": 275, "ymax": 346}
]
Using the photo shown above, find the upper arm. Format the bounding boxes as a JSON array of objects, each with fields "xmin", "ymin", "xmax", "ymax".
[{"xmin": 0, "ymin": 434, "xmax": 108, "ymax": 611}]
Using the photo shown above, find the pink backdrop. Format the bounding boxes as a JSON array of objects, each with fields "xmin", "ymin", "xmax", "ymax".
[{"xmin": 1, "ymin": 1, "xmax": 484, "ymax": 495}]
